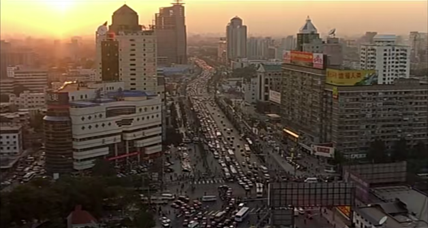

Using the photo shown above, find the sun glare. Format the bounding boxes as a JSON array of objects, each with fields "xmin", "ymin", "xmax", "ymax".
[{"xmin": 50, "ymin": 0, "xmax": 74, "ymax": 13}]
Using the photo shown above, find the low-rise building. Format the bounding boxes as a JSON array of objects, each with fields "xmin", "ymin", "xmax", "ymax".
[
  {"xmin": 44, "ymin": 81, "xmax": 163, "ymax": 174},
  {"xmin": 0, "ymin": 123, "xmax": 23, "ymax": 157},
  {"xmin": 9, "ymin": 91, "xmax": 46, "ymax": 109}
]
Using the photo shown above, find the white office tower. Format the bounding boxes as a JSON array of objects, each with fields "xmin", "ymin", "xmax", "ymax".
[
  {"xmin": 95, "ymin": 4, "xmax": 158, "ymax": 93},
  {"xmin": 360, "ymin": 35, "xmax": 410, "ymax": 84},
  {"xmin": 226, "ymin": 16, "xmax": 247, "ymax": 61}
]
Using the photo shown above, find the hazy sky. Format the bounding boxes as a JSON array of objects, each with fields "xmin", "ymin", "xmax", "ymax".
[{"xmin": 1, "ymin": 0, "xmax": 427, "ymax": 38}]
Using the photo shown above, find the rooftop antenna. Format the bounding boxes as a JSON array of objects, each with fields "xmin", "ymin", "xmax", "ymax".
[
  {"xmin": 172, "ymin": 0, "xmax": 184, "ymax": 5},
  {"xmin": 328, "ymin": 28, "xmax": 336, "ymax": 37}
]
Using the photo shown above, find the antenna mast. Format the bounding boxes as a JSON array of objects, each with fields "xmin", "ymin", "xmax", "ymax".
[{"xmin": 172, "ymin": 0, "xmax": 184, "ymax": 5}]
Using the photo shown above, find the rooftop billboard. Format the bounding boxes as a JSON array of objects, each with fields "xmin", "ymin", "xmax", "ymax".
[
  {"xmin": 326, "ymin": 69, "xmax": 378, "ymax": 86},
  {"xmin": 283, "ymin": 50, "xmax": 325, "ymax": 69}
]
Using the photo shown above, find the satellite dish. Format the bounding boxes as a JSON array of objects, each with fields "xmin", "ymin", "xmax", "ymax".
[
  {"xmin": 328, "ymin": 28, "xmax": 336, "ymax": 37},
  {"xmin": 379, "ymin": 216, "xmax": 388, "ymax": 225}
]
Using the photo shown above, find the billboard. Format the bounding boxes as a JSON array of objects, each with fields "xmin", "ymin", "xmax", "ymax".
[
  {"xmin": 46, "ymin": 92, "xmax": 70, "ymax": 106},
  {"xmin": 312, "ymin": 145, "xmax": 335, "ymax": 158},
  {"xmin": 269, "ymin": 90, "xmax": 281, "ymax": 104},
  {"xmin": 326, "ymin": 69, "xmax": 378, "ymax": 86},
  {"xmin": 343, "ymin": 161, "xmax": 407, "ymax": 184},
  {"xmin": 283, "ymin": 50, "xmax": 325, "ymax": 69},
  {"xmin": 336, "ymin": 206, "xmax": 351, "ymax": 219},
  {"xmin": 269, "ymin": 182, "xmax": 355, "ymax": 208}
]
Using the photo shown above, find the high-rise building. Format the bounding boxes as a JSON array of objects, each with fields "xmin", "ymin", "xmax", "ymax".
[
  {"xmin": 296, "ymin": 16, "xmax": 320, "ymax": 51},
  {"xmin": 95, "ymin": 4, "xmax": 158, "ymax": 93},
  {"xmin": 323, "ymin": 78, "xmax": 428, "ymax": 158},
  {"xmin": 155, "ymin": 0, "xmax": 187, "ymax": 66},
  {"xmin": 217, "ymin": 38, "xmax": 227, "ymax": 63},
  {"xmin": 226, "ymin": 16, "xmax": 247, "ymax": 61},
  {"xmin": 360, "ymin": 35, "xmax": 410, "ymax": 84},
  {"xmin": 247, "ymin": 37, "xmax": 275, "ymax": 60}
]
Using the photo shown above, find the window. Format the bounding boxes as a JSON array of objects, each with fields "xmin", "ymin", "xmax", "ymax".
[
  {"xmin": 130, "ymin": 54, "xmax": 135, "ymax": 56},
  {"xmin": 130, "ymin": 69, "xmax": 136, "ymax": 71},
  {"xmin": 131, "ymin": 78, "xmax": 136, "ymax": 81},
  {"xmin": 144, "ymin": 107, "xmax": 147, "ymax": 112},
  {"xmin": 130, "ymin": 59, "xmax": 136, "ymax": 61},
  {"xmin": 130, "ymin": 64, "xmax": 136, "ymax": 66},
  {"xmin": 130, "ymin": 49, "xmax": 136, "ymax": 51},
  {"xmin": 131, "ymin": 83, "xmax": 136, "ymax": 85}
]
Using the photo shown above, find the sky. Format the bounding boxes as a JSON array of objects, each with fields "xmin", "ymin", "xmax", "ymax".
[{"xmin": 1, "ymin": 0, "xmax": 427, "ymax": 38}]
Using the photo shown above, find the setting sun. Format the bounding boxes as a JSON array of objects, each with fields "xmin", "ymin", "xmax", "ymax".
[{"xmin": 49, "ymin": 0, "xmax": 75, "ymax": 13}]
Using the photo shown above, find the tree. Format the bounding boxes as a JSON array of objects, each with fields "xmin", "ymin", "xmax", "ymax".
[
  {"xmin": 92, "ymin": 159, "xmax": 116, "ymax": 177},
  {"xmin": 391, "ymin": 138, "xmax": 408, "ymax": 162},
  {"xmin": 231, "ymin": 65, "xmax": 257, "ymax": 81},
  {"xmin": 367, "ymin": 139, "xmax": 388, "ymax": 163}
]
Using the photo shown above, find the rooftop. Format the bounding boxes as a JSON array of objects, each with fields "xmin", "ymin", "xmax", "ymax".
[
  {"xmin": 373, "ymin": 186, "xmax": 428, "ymax": 223},
  {"xmin": 299, "ymin": 16, "xmax": 318, "ymax": 34}
]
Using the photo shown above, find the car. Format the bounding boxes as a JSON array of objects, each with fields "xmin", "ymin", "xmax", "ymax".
[{"xmin": 298, "ymin": 207, "xmax": 305, "ymax": 215}]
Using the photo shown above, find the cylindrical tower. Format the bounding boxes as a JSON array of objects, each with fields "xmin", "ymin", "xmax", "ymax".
[{"xmin": 44, "ymin": 91, "xmax": 74, "ymax": 174}]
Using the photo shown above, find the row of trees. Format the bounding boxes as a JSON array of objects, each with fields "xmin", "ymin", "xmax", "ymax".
[{"xmin": 0, "ymin": 164, "xmax": 155, "ymax": 228}]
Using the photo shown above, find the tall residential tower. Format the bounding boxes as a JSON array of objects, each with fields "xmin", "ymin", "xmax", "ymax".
[
  {"xmin": 226, "ymin": 16, "xmax": 247, "ymax": 61},
  {"xmin": 95, "ymin": 4, "xmax": 158, "ymax": 93},
  {"xmin": 155, "ymin": 0, "xmax": 187, "ymax": 66}
]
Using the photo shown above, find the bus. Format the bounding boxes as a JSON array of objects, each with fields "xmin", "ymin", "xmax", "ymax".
[
  {"xmin": 202, "ymin": 195, "xmax": 217, "ymax": 202},
  {"xmin": 215, "ymin": 211, "xmax": 227, "ymax": 221},
  {"xmin": 256, "ymin": 183, "xmax": 263, "ymax": 198},
  {"xmin": 227, "ymin": 149, "xmax": 235, "ymax": 157},
  {"xmin": 244, "ymin": 144, "xmax": 251, "ymax": 154},
  {"xmin": 23, "ymin": 172, "xmax": 36, "ymax": 182},
  {"xmin": 235, "ymin": 207, "xmax": 250, "ymax": 222},
  {"xmin": 229, "ymin": 165, "xmax": 238, "ymax": 175}
]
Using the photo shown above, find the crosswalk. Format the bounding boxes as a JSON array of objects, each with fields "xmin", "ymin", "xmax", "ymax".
[
  {"xmin": 192, "ymin": 178, "xmax": 225, "ymax": 185},
  {"xmin": 204, "ymin": 207, "xmax": 268, "ymax": 216}
]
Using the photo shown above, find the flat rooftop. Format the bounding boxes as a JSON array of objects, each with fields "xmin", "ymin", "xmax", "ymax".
[
  {"xmin": 357, "ymin": 206, "xmax": 428, "ymax": 228},
  {"xmin": 373, "ymin": 185, "xmax": 428, "ymax": 223}
]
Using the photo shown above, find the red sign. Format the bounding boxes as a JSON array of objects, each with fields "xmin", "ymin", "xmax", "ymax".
[
  {"xmin": 283, "ymin": 51, "xmax": 325, "ymax": 69},
  {"xmin": 107, "ymin": 151, "xmax": 140, "ymax": 161},
  {"xmin": 312, "ymin": 145, "xmax": 334, "ymax": 158}
]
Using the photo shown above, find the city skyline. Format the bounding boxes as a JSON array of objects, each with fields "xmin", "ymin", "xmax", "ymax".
[{"xmin": 1, "ymin": 0, "xmax": 427, "ymax": 38}]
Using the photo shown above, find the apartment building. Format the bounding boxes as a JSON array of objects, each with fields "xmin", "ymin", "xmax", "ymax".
[
  {"xmin": 95, "ymin": 4, "xmax": 158, "ymax": 93},
  {"xmin": 13, "ymin": 68, "xmax": 48, "ymax": 92},
  {"xmin": 44, "ymin": 81, "xmax": 162, "ymax": 174},
  {"xmin": 0, "ymin": 123, "xmax": 23, "ymax": 157},
  {"xmin": 323, "ymin": 78, "xmax": 428, "ymax": 158},
  {"xmin": 280, "ymin": 63, "xmax": 326, "ymax": 148},
  {"xmin": 360, "ymin": 35, "xmax": 410, "ymax": 84},
  {"xmin": 9, "ymin": 91, "xmax": 46, "ymax": 109},
  {"xmin": 256, "ymin": 63, "xmax": 282, "ymax": 102}
]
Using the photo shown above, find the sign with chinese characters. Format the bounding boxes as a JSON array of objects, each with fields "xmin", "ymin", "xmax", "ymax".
[
  {"xmin": 326, "ymin": 69, "xmax": 378, "ymax": 86},
  {"xmin": 312, "ymin": 145, "xmax": 335, "ymax": 158},
  {"xmin": 283, "ymin": 50, "xmax": 325, "ymax": 69},
  {"xmin": 269, "ymin": 90, "xmax": 281, "ymax": 104}
]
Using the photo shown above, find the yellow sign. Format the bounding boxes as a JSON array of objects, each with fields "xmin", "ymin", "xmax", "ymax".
[
  {"xmin": 326, "ymin": 69, "xmax": 377, "ymax": 86},
  {"xmin": 332, "ymin": 87, "xmax": 338, "ymax": 99},
  {"xmin": 336, "ymin": 206, "xmax": 351, "ymax": 219}
]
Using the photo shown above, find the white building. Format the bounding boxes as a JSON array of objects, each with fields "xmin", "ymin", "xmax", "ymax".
[
  {"xmin": 13, "ymin": 67, "xmax": 48, "ymax": 92},
  {"xmin": 66, "ymin": 68, "xmax": 99, "ymax": 82},
  {"xmin": 226, "ymin": 16, "xmax": 247, "ymax": 61},
  {"xmin": 243, "ymin": 77, "xmax": 258, "ymax": 104},
  {"xmin": 95, "ymin": 5, "xmax": 158, "ymax": 93},
  {"xmin": 44, "ymin": 81, "xmax": 163, "ymax": 173},
  {"xmin": 9, "ymin": 91, "xmax": 46, "ymax": 109},
  {"xmin": 360, "ymin": 34, "xmax": 410, "ymax": 84},
  {"xmin": 0, "ymin": 123, "xmax": 23, "ymax": 157}
]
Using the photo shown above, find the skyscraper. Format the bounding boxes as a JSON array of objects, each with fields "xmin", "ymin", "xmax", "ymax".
[
  {"xmin": 155, "ymin": 0, "xmax": 187, "ymax": 66},
  {"xmin": 226, "ymin": 16, "xmax": 247, "ymax": 61},
  {"xmin": 296, "ymin": 16, "xmax": 319, "ymax": 51},
  {"xmin": 95, "ymin": 4, "xmax": 158, "ymax": 93}
]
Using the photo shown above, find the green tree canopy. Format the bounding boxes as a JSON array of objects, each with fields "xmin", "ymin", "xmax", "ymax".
[
  {"xmin": 92, "ymin": 159, "xmax": 116, "ymax": 177},
  {"xmin": 231, "ymin": 65, "xmax": 257, "ymax": 82}
]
